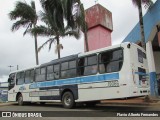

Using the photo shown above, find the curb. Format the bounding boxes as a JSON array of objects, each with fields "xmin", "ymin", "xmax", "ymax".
[
  {"xmin": 100, "ymin": 101, "xmax": 160, "ymax": 106},
  {"xmin": 0, "ymin": 102, "xmax": 16, "ymax": 106}
]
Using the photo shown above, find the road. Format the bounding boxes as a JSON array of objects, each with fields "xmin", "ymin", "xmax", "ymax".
[{"xmin": 0, "ymin": 102, "xmax": 160, "ymax": 120}]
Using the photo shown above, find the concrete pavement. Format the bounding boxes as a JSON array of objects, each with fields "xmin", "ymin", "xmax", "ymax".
[
  {"xmin": 0, "ymin": 97, "xmax": 160, "ymax": 107},
  {"xmin": 101, "ymin": 96, "xmax": 160, "ymax": 106}
]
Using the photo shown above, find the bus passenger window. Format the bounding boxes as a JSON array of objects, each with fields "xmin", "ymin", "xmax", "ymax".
[
  {"xmin": 78, "ymin": 55, "xmax": 97, "ymax": 76},
  {"xmin": 54, "ymin": 64, "xmax": 60, "ymax": 79},
  {"xmin": 99, "ymin": 48, "xmax": 123, "ymax": 74},
  {"xmin": 61, "ymin": 60, "xmax": 76, "ymax": 79},
  {"xmin": 47, "ymin": 65, "xmax": 54, "ymax": 80},
  {"xmin": 8, "ymin": 73, "xmax": 15, "ymax": 90},
  {"xmin": 77, "ymin": 58, "xmax": 85, "ymax": 76},
  {"xmin": 16, "ymin": 72, "xmax": 24, "ymax": 85},
  {"xmin": 25, "ymin": 69, "xmax": 34, "ymax": 84},
  {"xmin": 61, "ymin": 62, "xmax": 69, "ymax": 79},
  {"xmin": 35, "ymin": 67, "xmax": 46, "ymax": 82}
]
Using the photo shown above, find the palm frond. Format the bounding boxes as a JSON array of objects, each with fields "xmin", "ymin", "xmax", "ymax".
[
  {"xmin": 132, "ymin": 0, "xmax": 153, "ymax": 8},
  {"xmin": 27, "ymin": 25, "xmax": 54, "ymax": 37},
  {"xmin": 40, "ymin": 0, "xmax": 64, "ymax": 32},
  {"xmin": 62, "ymin": 0, "xmax": 75, "ymax": 28},
  {"xmin": 23, "ymin": 23, "xmax": 32, "ymax": 36},
  {"xmin": 38, "ymin": 37, "xmax": 56, "ymax": 52},
  {"xmin": 31, "ymin": 0, "xmax": 36, "ymax": 10},
  {"xmin": 11, "ymin": 19, "xmax": 30, "ymax": 31},
  {"xmin": 49, "ymin": 37, "xmax": 57, "ymax": 50},
  {"xmin": 9, "ymin": 1, "xmax": 37, "ymax": 22},
  {"xmin": 64, "ymin": 30, "xmax": 80, "ymax": 39}
]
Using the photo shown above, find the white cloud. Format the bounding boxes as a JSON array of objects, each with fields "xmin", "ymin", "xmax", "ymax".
[
  {"xmin": 0, "ymin": 0, "xmax": 157, "ymax": 82},
  {"xmin": 0, "ymin": 75, "xmax": 8, "ymax": 83}
]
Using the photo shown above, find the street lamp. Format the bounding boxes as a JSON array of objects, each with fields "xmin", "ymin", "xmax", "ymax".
[{"xmin": 8, "ymin": 65, "xmax": 14, "ymax": 72}]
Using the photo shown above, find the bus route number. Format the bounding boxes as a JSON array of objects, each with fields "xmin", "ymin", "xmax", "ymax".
[{"xmin": 107, "ymin": 81, "xmax": 119, "ymax": 87}]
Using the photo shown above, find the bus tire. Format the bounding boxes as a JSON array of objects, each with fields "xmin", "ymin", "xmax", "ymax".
[
  {"xmin": 62, "ymin": 92, "xmax": 75, "ymax": 109},
  {"xmin": 40, "ymin": 102, "xmax": 46, "ymax": 105},
  {"xmin": 17, "ymin": 94, "xmax": 23, "ymax": 106}
]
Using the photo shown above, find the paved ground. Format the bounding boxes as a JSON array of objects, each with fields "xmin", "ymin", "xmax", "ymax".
[
  {"xmin": 0, "ymin": 97, "xmax": 160, "ymax": 120},
  {"xmin": 0, "ymin": 101, "xmax": 160, "ymax": 117}
]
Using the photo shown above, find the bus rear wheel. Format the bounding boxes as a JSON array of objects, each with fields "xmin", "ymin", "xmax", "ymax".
[
  {"xmin": 62, "ymin": 92, "xmax": 75, "ymax": 109},
  {"xmin": 17, "ymin": 94, "xmax": 23, "ymax": 106}
]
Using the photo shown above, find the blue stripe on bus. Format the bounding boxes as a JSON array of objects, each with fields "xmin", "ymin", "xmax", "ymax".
[
  {"xmin": 135, "ymin": 72, "xmax": 149, "ymax": 76},
  {"xmin": 29, "ymin": 73, "xmax": 119, "ymax": 89}
]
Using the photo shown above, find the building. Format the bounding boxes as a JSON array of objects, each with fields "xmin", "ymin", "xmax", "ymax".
[
  {"xmin": 123, "ymin": 0, "xmax": 160, "ymax": 96},
  {"xmin": 0, "ymin": 82, "xmax": 8, "ymax": 102},
  {"xmin": 85, "ymin": 4, "xmax": 113, "ymax": 51}
]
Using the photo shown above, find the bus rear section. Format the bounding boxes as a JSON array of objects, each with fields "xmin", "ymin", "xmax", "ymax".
[{"xmin": 127, "ymin": 43, "xmax": 150, "ymax": 97}]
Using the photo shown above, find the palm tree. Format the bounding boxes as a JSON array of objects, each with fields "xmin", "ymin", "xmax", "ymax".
[
  {"xmin": 28, "ymin": 1, "xmax": 80, "ymax": 59},
  {"xmin": 41, "ymin": 0, "xmax": 89, "ymax": 52},
  {"xmin": 9, "ymin": 1, "xmax": 39, "ymax": 65},
  {"xmin": 62, "ymin": 0, "xmax": 89, "ymax": 51},
  {"xmin": 132, "ymin": 0, "xmax": 153, "ymax": 50}
]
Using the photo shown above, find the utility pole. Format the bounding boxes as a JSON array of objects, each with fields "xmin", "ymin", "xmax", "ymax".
[
  {"xmin": 17, "ymin": 65, "xmax": 19, "ymax": 70},
  {"xmin": 8, "ymin": 65, "xmax": 14, "ymax": 72},
  {"xmin": 95, "ymin": 0, "xmax": 98, "ymax": 4}
]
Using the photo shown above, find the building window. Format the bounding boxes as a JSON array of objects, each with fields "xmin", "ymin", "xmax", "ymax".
[
  {"xmin": 78, "ymin": 55, "xmax": 97, "ymax": 76},
  {"xmin": 99, "ymin": 48, "xmax": 123, "ymax": 74}
]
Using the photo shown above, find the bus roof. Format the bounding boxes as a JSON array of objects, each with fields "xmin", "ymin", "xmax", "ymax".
[
  {"xmin": 40, "ymin": 54, "xmax": 78, "ymax": 67},
  {"xmin": 9, "ymin": 42, "xmax": 134, "ymax": 74}
]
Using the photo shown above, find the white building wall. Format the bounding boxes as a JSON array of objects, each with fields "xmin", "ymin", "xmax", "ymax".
[
  {"xmin": 146, "ymin": 41, "xmax": 156, "ymax": 72},
  {"xmin": 154, "ymin": 52, "xmax": 160, "ymax": 74}
]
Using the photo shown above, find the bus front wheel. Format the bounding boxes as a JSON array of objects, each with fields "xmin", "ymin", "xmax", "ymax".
[
  {"xmin": 62, "ymin": 92, "xmax": 75, "ymax": 109},
  {"xmin": 17, "ymin": 94, "xmax": 23, "ymax": 106}
]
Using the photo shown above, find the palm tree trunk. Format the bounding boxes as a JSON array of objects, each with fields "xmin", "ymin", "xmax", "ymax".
[
  {"xmin": 34, "ymin": 33, "xmax": 39, "ymax": 65},
  {"xmin": 33, "ymin": 22, "xmax": 39, "ymax": 65},
  {"xmin": 84, "ymin": 32, "xmax": 89, "ymax": 52},
  {"xmin": 138, "ymin": 3, "xmax": 146, "ymax": 50},
  {"xmin": 84, "ymin": 27, "xmax": 89, "ymax": 52},
  {"xmin": 57, "ymin": 36, "xmax": 61, "ymax": 59}
]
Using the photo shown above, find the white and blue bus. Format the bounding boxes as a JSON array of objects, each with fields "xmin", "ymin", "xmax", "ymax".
[{"xmin": 8, "ymin": 42, "xmax": 150, "ymax": 108}]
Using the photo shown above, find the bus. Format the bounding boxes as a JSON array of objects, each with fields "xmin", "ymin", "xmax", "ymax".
[{"xmin": 8, "ymin": 42, "xmax": 150, "ymax": 108}]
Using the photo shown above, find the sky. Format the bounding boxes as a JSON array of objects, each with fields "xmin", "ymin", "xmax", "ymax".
[{"xmin": 0, "ymin": 0, "xmax": 156, "ymax": 82}]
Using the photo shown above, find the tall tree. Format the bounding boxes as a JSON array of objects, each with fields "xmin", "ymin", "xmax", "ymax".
[
  {"xmin": 42, "ymin": 0, "xmax": 89, "ymax": 52},
  {"xmin": 62, "ymin": 0, "xmax": 89, "ymax": 51},
  {"xmin": 132, "ymin": 0, "xmax": 153, "ymax": 50},
  {"xmin": 9, "ymin": 1, "xmax": 39, "ymax": 65},
  {"xmin": 29, "ymin": 0, "xmax": 80, "ymax": 59}
]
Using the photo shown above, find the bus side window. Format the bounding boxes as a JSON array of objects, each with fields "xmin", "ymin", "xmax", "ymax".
[
  {"xmin": 47, "ymin": 65, "xmax": 54, "ymax": 80},
  {"xmin": 25, "ymin": 69, "xmax": 34, "ymax": 84},
  {"xmin": 61, "ymin": 60, "xmax": 77, "ymax": 79},
  {"xmin": 35, "ymin": 67, "xmax": 46, "ymax": 82},
  {"xmin": 54, "ymin": 64, "xmax": 60, "ymax": 79},
  {"xmin": 77, "ymin": 58, "xmax": 85, "ymax": 76},
  {"xmin": 84, "ymin": 55, "xmax": 97, "ymax": 75},
  {"xmin": 99, "ymin": 49, "xmax": 123, "ymax": 73},
  {"xmin": 16, "ymin": 72, "xmax": 25, "ymax": 85},
  {"xmin": 78, "ymin": 55, "xmax": 97, "ymax": 76},
  {"xmin": 8, "ymin": 73, "xmax": 15, "ymax": 90},
  {"xmin": 61, "ymin": 62, "xmax": 69, "ymax": 79}
]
